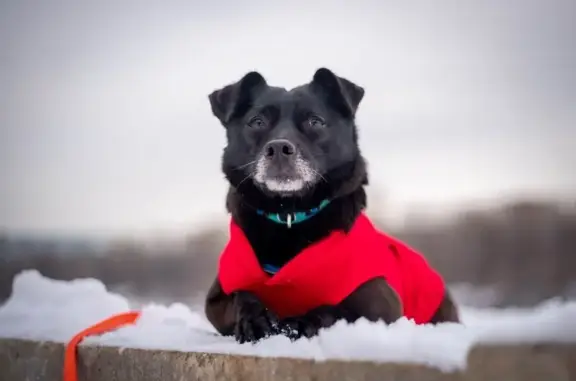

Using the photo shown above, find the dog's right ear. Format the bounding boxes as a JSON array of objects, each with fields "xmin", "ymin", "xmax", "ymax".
[{"xmin": 208, "ymin": 72, "xmax": 267, "ymax": 126}]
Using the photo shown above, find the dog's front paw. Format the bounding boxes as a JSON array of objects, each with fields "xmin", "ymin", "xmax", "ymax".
[
  {"xmin": 233, "ymin": 291, "xmax": 280, "ymax": 343},
  {"xmin": 278, "ymin": 315, "xmax": 313, "ymax": 341},
  {"xmin": 280, "ymin": 305, "xmax": 346, "ymax": 341}
]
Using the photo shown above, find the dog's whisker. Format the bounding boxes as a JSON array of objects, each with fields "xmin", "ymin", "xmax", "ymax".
[
  {"xmin": 308, "ymin": 167, "xmax": 327, "ymax": 183},
  {"xmin": 237, "ymin": 171, "xmax": 255, "ymax": 188},
  {"xmin": 233, "ymin": 160, "xmax": 258, "ymax": 171}
]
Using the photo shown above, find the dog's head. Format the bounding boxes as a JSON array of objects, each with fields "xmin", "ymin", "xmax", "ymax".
[{"xmin": 209, "ymin": 68, "xmax": 365, "ymax": 201}]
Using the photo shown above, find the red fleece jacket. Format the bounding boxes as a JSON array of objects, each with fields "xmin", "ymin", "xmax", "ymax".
[{"xmin": 218, "ymin": 213, "xmax": 445, "ymax": 324}]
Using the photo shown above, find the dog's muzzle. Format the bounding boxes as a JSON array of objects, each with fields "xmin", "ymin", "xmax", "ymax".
[{"xmin": 253, "ymin": 139, "xmax": 316, "ymax": 194}]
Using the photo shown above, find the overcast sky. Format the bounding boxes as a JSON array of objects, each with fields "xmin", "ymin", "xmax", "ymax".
[{"xmin": 0, "ymin": 0, "xmax": 575, "ymax": 235}]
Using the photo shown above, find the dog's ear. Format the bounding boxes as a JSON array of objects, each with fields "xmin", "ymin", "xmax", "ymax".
[
  {"xmin": 311, "ymin": 68, "xmax": 364, "ymax": 118},
  {"xmin": 208, "ymin": 72, "xmax": 267, "ymax": 126}
]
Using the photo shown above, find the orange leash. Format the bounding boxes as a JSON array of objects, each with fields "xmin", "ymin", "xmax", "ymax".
[{"xmin": 63, "ymin": 311, "xmax": 141, "ymax": 381}]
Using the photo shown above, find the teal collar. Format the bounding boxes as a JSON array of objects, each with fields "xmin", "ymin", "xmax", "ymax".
[{"xmin": 256, "ymin": 199, "xmax": 331, "ymax": 228}]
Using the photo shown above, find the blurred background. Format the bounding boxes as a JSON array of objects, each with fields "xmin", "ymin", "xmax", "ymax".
[{"xmin": 1, "ymin": 0, "xmax": 575, "ymax": 310}]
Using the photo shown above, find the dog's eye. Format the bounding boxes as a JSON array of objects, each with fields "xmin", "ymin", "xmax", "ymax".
[
  {"xmin": 247, "ymin": 116, "xmax": 267, "ymax": 129},
  {"xmin": 307, "ymin": 116, "xmax": 326, "ymax": 128}
]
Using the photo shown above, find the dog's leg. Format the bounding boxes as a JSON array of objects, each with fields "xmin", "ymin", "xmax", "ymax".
[
  {"xmin": 204, "ymin": 278, "xmax": 236, "ymax": 336},
  {"xmin": 279, "ymin": 278, "xmax": 460, "ymax": 340},
  {"xmin": 429, "ymin": 290, "xmax": 460, "ymax": 323},
  {"xmin": 204, "ymin": 278, "xmax": 281, "ymax": 343},
  {"xmin": 279, "ymin": 278, "xmax": 403, "ymax": 340}
]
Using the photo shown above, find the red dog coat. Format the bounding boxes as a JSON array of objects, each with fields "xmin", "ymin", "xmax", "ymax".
[{"xmin": 219, "ymin": 213, "xmax": 445, "ymax": 324}]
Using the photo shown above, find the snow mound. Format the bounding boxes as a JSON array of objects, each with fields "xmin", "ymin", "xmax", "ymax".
[{"xmin": 1, "ymin": 270, "xmax": 575, "ymax": 371}]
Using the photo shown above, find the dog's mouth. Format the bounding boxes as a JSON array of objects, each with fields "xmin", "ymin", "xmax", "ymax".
[{"xmin": 252, "ymin": 154, "xmax": 318, "ymax": 196}]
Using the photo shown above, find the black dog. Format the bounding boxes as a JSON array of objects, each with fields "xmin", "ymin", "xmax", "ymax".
[{"xmin": 204, "ymin": 68, "xmax": 459, "ymax": 343}]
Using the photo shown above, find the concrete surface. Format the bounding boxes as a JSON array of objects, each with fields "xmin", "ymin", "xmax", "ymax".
[{"xmin": 0, "ymin": 338, "xmax": 575, "ymax": 381}]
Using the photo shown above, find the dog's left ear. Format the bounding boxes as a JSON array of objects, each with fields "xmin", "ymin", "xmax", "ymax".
[
  {"xmin": 311, "ymin": 68, "xmax": 365, "ymax": 118},
  {"xmin": 208, "ymin": 71, "xmax": 267, "ymax": 126}
]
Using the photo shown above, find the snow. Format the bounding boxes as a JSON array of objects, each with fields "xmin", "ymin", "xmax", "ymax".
[{"xmin": 1, "ymin": 270, "xmax": 575, "ymax": 371}]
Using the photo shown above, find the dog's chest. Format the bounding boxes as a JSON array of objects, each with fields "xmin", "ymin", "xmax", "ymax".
[{"xmin": 247, "ymin": 226, "xmax": 332, "ymax": 269}]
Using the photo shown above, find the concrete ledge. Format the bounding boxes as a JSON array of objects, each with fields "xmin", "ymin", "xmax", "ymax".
[{"xmin": 0, "ymin": 338, "xmax": 575, "ymax": 381}]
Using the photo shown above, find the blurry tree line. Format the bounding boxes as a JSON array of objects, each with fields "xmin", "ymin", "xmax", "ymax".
[
  {"xmin": 1, "ymin": 198, "xmax": 575, "ymax": 308},
  {"xmin": 392, "ymin": 200, "xmax": 576, "ymax": 306}
]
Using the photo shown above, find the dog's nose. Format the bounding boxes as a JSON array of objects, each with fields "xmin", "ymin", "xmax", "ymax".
[{"xmin": 264, "ymin": 139, "xmax": 296, "ymax": 158}]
